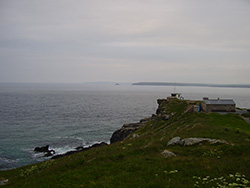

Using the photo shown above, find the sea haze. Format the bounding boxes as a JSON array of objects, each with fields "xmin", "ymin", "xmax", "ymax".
[{"xmin": 0, "ymin": 83, "xmax": 250, "ymax": 170}]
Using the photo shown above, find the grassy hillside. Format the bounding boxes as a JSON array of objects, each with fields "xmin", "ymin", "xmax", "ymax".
[{"xmin": 1, "ymin": 99, "xmax": 250, "ymax": 187}]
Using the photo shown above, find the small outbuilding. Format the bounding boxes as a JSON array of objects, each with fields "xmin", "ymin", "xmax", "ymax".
[
  {"xmin": 169, "ymin": 93, "xmax": 184, "ymax": 100},
  {"xmin": 202, "ymin": 97, "xmax": 236, "ymax": 112}
]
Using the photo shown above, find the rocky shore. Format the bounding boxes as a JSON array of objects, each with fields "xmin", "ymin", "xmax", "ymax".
[
  {"xmin": 34, "ymin": 97, "xmax": 231, "ymax": 159},
  {"xmin": 4, "ymin": 97, "xmax": 250, "ymax": 187},
  {"xmin": 34, "ymin": 98, "xmax": 172, "ymax": 159},
  {"xmin": 34, "ymin": 142, "xmax": 108, "ymax": 159},
  {"xmin": 110, "ymin": 98, "xmax": 175, "ymax": 143}
]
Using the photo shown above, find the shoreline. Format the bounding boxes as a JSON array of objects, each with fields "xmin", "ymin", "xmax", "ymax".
[{"xmin": 1, "ymin": 97, "xmax": 249, "ymax": 171}]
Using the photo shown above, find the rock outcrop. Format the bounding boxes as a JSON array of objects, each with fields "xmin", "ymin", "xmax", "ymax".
[
  {"xmin": 161, "ymin": 150, "xmax": 176, "ymax": 158},
  {"xmin": 110, "ymin": 98, "xmax": 176, "ymax": 144},
  {"xmin": 154, "ymin": 99, "xmax": 176, "ymax": 121},
  {"xmin": 34, "ymin": 145, "xmax": 50, "ymax": 153},
  {"xmin": 156, "ymin": 99, "xmax": 169, "ymax": 115},
  {"xmin": 167, "ymin": 137, "xmax": 184, "ymax": 146},
  {"xmin": 167, "ymin": 137, "xmax": 228, "ymax": 147},
  {"xmin": 35, "ymin": 142, "xmax": 108, "ymax": 159},
  {"xmin": 34, "ymin": 145, "xmax": 56, "ymax": 157},
  {"xmin": 110, "ymin": 122, "xmax": 145, "ymax": 143}
]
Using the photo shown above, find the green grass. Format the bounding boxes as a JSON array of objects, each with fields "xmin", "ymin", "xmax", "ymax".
[
  {"xmin": 1, "ymin": 99, "xmax": 250, "ymax": 187},
  {"xmin": 242, "ymin": 113, "xmax": 250, "ymax": 118}
]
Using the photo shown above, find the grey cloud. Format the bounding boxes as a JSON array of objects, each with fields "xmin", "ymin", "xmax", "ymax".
[{"xmin": 0, "ymin": 0, "xmax": 250, "ymax": 83}]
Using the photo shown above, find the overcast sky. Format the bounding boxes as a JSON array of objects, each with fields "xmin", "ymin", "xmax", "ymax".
[{"xmin": 0, "ymin": 0, "xmax": 250, "ymax": 84}]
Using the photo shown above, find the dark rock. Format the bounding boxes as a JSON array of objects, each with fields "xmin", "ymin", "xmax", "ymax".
[
  {"xmin": 110, "ymin": 98, "xmax": 175, "ymax": 144},
  {"xmin": 140, "ymin": 117, "xmax": 151, "ymax": 123},
  {"xmin": 155, "ymin": 99, "xmax": 175, "ymax": 120},
  {"xmin": 52, "ymin": 151, "xmax": 77, "ymax": 159},
  {"xmin": 91, "ymin": 142, "xmax": 108, "ymax": 148},
  {"xmin": 157, "ymin": 99, "xmax": 168, "ymax": 106},
  {"xmin": 43, "ymin": 150, "xmax": 55, "ymax": 157},
  {"xmin": 110, "ymin": 122, "xmax": 146, "ymax": 144},
  {"xmin": 34, "ymin": 145, "xmax": 56, "ymax": 157},
  {"xmin": 110, "ymin": 128, "xmax": 134, "ymax": 144},
  {"xmin": 34, "ymin": 145, "xmax": 49, "ymax": 153},
  {"xmin": 156, "ymin": 99, "xmax": 168, "ymax": 115},
  {"xmin": 151, "ymin": 114, "xmax": 157, "ymax": 118},
  {"xmin": 76, "ymin": 146, "xmax": 84, "ymax": 151}
]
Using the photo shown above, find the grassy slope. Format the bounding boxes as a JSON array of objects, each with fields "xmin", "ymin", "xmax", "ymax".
[{"xmin": 1, "ymin": 99, "xmax": 250, "ymax": 188}]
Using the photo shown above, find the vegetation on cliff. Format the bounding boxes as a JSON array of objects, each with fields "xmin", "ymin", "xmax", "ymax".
[{"xmin": 1, "ymin": 99, "xmax": 250, "ymax": 187}]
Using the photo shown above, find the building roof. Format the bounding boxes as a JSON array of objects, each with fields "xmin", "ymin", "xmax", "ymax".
[{"xmin": 203, "ymin": 99, "xmax": 235, "ymax": 105}]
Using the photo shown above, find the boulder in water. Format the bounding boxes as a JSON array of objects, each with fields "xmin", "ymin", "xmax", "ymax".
[
  {"xmin": 34, "ymin": 145, "xmax": 50, "ymax": 153},
  {"xmin": 34, "ymin": 145, "xmax": 56, "ymax": 157}
]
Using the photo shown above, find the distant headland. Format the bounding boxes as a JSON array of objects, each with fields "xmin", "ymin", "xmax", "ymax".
[{"xmin": 132, "ymin": 82, "xmax": 250, "ymax": 89}]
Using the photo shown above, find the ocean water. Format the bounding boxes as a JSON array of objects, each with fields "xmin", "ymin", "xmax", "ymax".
[{"xmin": 0, "ymin": 83, "xmax": 250, "ymax": 170}]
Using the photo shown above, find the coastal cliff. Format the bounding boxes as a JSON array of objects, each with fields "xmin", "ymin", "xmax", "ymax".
[
  {"xmin": 110, "ymin": 99, "xmax": 176, "ymax": 143},
  {"xmin": 1, "ymin": 98, "xmax": 250, "ymax": 187}
]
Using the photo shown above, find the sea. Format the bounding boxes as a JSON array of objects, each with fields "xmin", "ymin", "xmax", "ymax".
[{"xmin": 0, "ymin": 82, "xmax": 250, "ymax": 171}]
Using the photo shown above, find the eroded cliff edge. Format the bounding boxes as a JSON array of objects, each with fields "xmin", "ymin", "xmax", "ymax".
[{"xmin": 110, "ymin": 98, "xmax": 176, "ymax": 143}]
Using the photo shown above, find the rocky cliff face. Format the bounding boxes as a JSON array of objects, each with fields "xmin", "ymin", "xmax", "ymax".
[
  {"xmin": 110, "ymin": 98, "xmax": 175, "ymax": 143},
  {"xmin": 110, "ymin": 122, "xmax": 146, "ymax": 143}
]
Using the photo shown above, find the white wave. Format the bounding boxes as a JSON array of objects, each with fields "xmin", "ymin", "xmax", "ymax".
[
  {"xmin": 82, "ymin": 140, "xmax": 109, "ymax": 148},
  {"xmin": 0, "ymin": 157, "xmax": 20, "ymax": 171},
  {"xmin": 23, "ymin": 139, "xmax": 109, "ymax": 163},
  {"xmin": 0, "ymin": 157, "xmax": 19, "ymax": 164},
  {"xmin": 50, "ymin": 145, "xmax": 77, "ymax": 155},
  {"xmin": 31, "ymin": 152, "xmax": 47, "ymax": 161},
  {"xmin": 55, "ymin": 136, "xmax": 85, "ymax": 141},
  {"xmin": 51, "ymin": 140, "xmax": 108, "ymax": 155}
]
